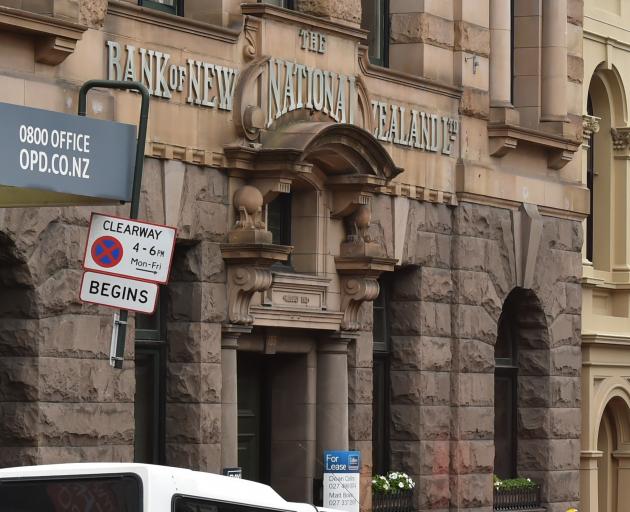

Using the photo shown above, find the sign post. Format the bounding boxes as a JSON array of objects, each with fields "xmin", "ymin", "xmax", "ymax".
[
  {"xmin": 78, "ymin": 80, "xmax": 151, "ymax": 369},
  {"xmin": 323, "ymin": 451, "xmax": 361, "ymax": 512}
]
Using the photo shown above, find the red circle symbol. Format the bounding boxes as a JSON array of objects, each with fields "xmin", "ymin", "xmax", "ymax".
[{"xmin": 91, "ymin": 236, "xmax": 124, "ymax": 268}]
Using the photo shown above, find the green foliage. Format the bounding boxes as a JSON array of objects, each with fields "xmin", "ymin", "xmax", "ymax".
[
  {"xmin": 493, "ymin": 475, "xmax": 538, "ymax": 491},
  {"xmin": 372, "ymin": 472, "xmax": 415, "ymax": 495}
]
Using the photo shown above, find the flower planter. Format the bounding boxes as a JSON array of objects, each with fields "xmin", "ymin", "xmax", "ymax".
[
  {"xmin": 373, "ymin": 490, "xmax": 414, "ymax": 512},
  {"xmin": 493, "ymin": 484, "xmax": 541, "ymax": 511}
]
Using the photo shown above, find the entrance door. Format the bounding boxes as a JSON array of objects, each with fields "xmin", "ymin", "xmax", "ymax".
[{"xmin": 237, "ymin": 352, "xmax": 271, "ymax": 483}]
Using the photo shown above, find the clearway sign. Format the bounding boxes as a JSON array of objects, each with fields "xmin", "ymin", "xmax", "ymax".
[
  {"xmin": 0, "ymin": 101, "xmax": 136, "ymax": 207},
  {"xmin": 83, "ymin": 213, "xmax": 176, "ymax": 284},
  {"xmin": 80, "ymin": 271, "xmax": 158, "ymax": 314}
]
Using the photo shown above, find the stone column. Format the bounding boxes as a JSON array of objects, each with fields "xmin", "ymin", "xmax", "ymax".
[
  {"xmin": 316, "ymin": 337, "xmax": 350, "ymax": 456},
  {"xmin": 580, "ymin": 451, "xmax": 601, "ymax": 512},
  {"xmin": 541, "ymin": 0, "xmax": 567, "ymax": 121},
  {"xmin": 489, "ymin": 0, "xmax": 512, "ymax": 108},
  {"xmin": 614, "ymin": 451, "xmax": 630, "ymax": 509},
  {"xmin": 221, "ymin": 324, "xmax": 250, "ymax": 470}
]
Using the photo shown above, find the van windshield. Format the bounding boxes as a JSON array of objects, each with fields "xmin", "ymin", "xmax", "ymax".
[{"xmin": 0, "ymin": 474, "xmax": 141, "ymax": 512}]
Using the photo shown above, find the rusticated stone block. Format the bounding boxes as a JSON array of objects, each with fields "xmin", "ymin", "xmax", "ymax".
[
  {"xmin": 0, "ymin": 356, "xmax": 38, "ymax": 401},
  {"xmin": 452, "ymin": 304, "xmax": 496, "ymax": 343},
  {"xmin": 452, "ymin": 270, "xmax": 502, "ymax": 317},
  {"xmin": 518, "ymin": 407, "xmax": 550, "ymax": 439},
  {"xmin": 424, "ymin": 204, "xmax": 453, "ymax": 235},
  {"xmin": 403, "ymin": 231, "xmax": 437, "ymax": 267},
  {"xmin": 0, "ymin": 318, "xmax": 41, "ymax": 357},
  {"xmin": 545, "ymin": 469, "xmax": 580, "ymax": 502},
  {"xmin": 550, "ymin": 376, "xmax": 580, "ymax": 408},
  {"xmin": 550, "ymin": 346, "xmax": 580, "ymax": 376},
  {"xmin": 166, "ymin": 362, "xmax": 221, "ymax": 403},
  {"xmin": 420, "ymin": 372, "xmax": 450, "ymax": 405},
  {"xmin": 420, "ymin": 268, "xmax": 453, "ymax": 303},
  {"xmin": 518, "ymin": 439, "xmax": 579, "ymax": 472},
  {"xmin": 451, "ymin": 440, "xmax": 494, "ymax": 474},
  {"xmin": 518, "ymin": 376, "xmax": 550, "ymax": 407},
  {"xmin": 452, "ymin": 339, "xmax": 493, "ymax": 373},
  {"xmin": 567, "ymin": 55, "xmax": 583, "ymax": 83},
  {"xmin": 421, "ymin": 405, "xmax": 451, "ymax": 440},
  {"xmin": 391, "ymin": 336, "xmax": 423, "ymax": 370},
  {"xmin": 454, "ymin": 22, "xmax": 490, "ymax": 56},
  {"xmin": 451, "ymin": 473, "xmax": 493, "ymax": 508},
  {"xmin": 167, "ymin": 322, "xmax": 221, "ymax": 363},
  {"xmin": 170, "ymin": 242, "xmax": 226, "ymax": 283},
  {"xmin": 453, "ymin": 202, "xmax": 512, "ymax": 240},
  {"xmin": 390, "ymin": 267, "xmax": 422, "ymax": 300},
  {"xmin": 0, "ymin": 447, "xmax": 39, "ymax": 468},
  {"xmin": 165, "ymin": 442, "xmax": 221, "ymax": 472},
  {"xmin": 390, "ymin": 301, "xmax": 451, "ymax": 336},
  {"xmin": 549, "ymin": 314, "xmax": 580, "ymax": 347},
  {"xmin": 451, "ymin": 236, "xmax": 486, "ymax": 272},
  {"xmin": 348, "ymin": 404, "xmax": 372, "ymax": 441},
  {"xmin": 452, "ymin": 373, "xmax": 493, "ymax": 407},
  {"xmin": 38, "ymin": 357, "xmax": 134, "ymax": 403},
  {"xmin": 519, "ymin": 348, "xmax": 551, "ymax": 376},
  {"xmin": 460, "ymin": 87, "xmax": 490, "ymax": 120},
  {"xmin": 390, "ymin": 13, "xmax": 454, "ymax": 48},
  {"xmin": 37, "ymin": 315, "xmax": 109, "ymax": 358},
  {"xmin": 295, "ymin": 0, "xmax": 361, "ymax": 24},
  {"xmin": 37, "ymin": 269, "xmax": 84, "ymax": 316},
  {"xmin": 348, "ymin": 367, "xmax": 372, "ymax": 404},
  {"xmin": 347, "ymin": 331, "xmax": 372, "ymax": 369},
  {"xmin": 391, "ymin": 440, "xmax": 449, "ymax": 475},
  {"xmin": 178, "ymin": 189, "xmax": 228, "ymax": 243},
  {"xmin": 564, "ymin": 282, "xmax": 581, "ymax": 315},
  {"xmin": 38, "ymin": 445, "xmax": 133, "ymax": 465},
  {"xmin": 549, "ymin": 408, "xmax": 580, "ymax": 439},
  {"xmin": 390, "ymin": 404, "xmax": 422, "ymax": 440},
  {"xmin": 452, "ymin": 406, "xmax": 493, "ymax": 440},
  {"xmin": 38, "ymin": 403, "xmax": 134, "ymax": 446},
  {"xmin": 417, "ymin": 475, "xmax": 450, "ymax": 509},
  {"xmin": 168, "ymin": 282, "xmax": 226, "ymax": 323},
  {"xmin": 0, "ymin": 402, "xmax": 39, "ymax": 443}
]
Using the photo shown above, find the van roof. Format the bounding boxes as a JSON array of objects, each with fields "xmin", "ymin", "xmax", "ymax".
[{"xmin": 0, "ymin": 463, "xmax": 292, "ymax": 510}]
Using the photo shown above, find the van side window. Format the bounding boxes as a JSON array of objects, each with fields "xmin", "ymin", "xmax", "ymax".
[{"xmin": 173, "ymin": 497, "xmax": 287, "ymax": 512}]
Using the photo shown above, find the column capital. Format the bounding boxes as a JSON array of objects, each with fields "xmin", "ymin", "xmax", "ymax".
[{"xmin": 221, "ymin": 323, "xmax": 252, "ymax": 349}]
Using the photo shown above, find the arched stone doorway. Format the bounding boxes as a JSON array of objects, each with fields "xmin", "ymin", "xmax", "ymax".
[
  {"xmin": 494, "ymin": 288, "xmax": 552, "ymax": 491},
  {"xmin": 596, "ymin": 396, "xmax": 630, "ymax": 512}
]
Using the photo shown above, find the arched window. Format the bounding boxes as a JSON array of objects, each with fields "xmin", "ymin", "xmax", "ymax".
[
  {"xmin": 586, "ymin": 94, "xmax": 595, "ymax": 262},
  {"xmin": 494, "ymin": 295, "xmax": 519, "ymax": 479}
]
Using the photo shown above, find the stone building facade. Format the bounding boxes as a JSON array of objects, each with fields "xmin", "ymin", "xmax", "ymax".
[
  {"xmin": 0, "ymin": 1, "xmax": 586, "ymax": 512},
  {"xmin": 580, "ymin": 2, "xmax": 630, "ymax": 511}
]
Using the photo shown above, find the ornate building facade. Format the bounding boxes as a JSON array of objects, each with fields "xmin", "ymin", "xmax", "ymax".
[
  {"xmin": 0, "ymin": 1, "xmax": 584, "ymax": 511},
  {"xmin": 581, "ymin": 2, "xmax": 630, "ymax": 511}
]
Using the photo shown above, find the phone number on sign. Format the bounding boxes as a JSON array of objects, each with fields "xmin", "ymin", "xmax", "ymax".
[{"xmin": 18, "ymin": 125, "xmax": 91, "ymax": 179}]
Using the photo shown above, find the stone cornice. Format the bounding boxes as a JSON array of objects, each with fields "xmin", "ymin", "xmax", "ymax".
[
  {"xmin": 358, "ymin": 46, "xmax": 463, "ymax": 100},
  {"xmin": 0, "ymin": 5, "xmax": 87, "ymax": 64},
  {"xmin": 107, "ymin": 0, "xmax": 240, "ymax": 43},
  {"xmin": 488, "ymin": 122, "xmax": 582, "ymax": 169},
  {"xmin": 240, "ymin": 3, "xmax": 367, "ymax": 43}
]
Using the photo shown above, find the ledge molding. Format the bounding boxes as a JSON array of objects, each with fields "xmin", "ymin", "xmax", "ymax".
[{"xmin": 0, "ymin": 5, "xmax": 87, "ymax": 64}]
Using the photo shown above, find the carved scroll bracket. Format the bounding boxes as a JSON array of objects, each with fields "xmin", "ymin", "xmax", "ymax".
[
  {"xmin": 221, "ymin": 244, "xmax": 292, "ymax": 325},
  {"xmin": 338, "ymin": 275, "xmax": 380, "ymax": 331}
]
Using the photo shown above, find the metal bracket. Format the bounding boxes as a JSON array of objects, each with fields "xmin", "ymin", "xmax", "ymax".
[{"xmin": 465, "ymin": 55, "xmax": 480, "ymax": 74}]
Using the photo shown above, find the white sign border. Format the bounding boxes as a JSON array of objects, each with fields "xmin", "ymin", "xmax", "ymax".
[
  {"xmin": 82, "ymin": 212, "xmax": 177, "ymax": 285},
  {"xmin": 79, "ymin": 271, "xmax": 160, "ymax": 314}
]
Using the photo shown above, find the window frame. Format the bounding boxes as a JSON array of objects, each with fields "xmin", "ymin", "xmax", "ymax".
[
  {"xmin": 134, "ymin": 291, "xmax": 167, "ymax": 465},
  {"xmin": 138, "ymin": 0, "xmax": 183, "ymax": 16},
  {"xmin": 362, "ymin": 0, "xmax": 389, "ymax": 68}
]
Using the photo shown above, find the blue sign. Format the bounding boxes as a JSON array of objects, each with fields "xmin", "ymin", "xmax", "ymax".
[
  {"xmin": 323, "ymin": 451, "xmax": 361, "ymax": 474},
  {"xmin": 0, "ymin": 101, "xmax": 136, "ymax": 206}
]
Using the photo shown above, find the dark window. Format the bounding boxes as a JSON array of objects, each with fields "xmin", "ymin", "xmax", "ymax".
[
  {"xmin": 586, "ymin": 94, "xmax": 594, "ymax": 263},
  {"xmin": 0, "ymin": 475, "xmax": 141, "ymax": 512},
  {"xmin": 139, "ymin": 0, "xmax": 182, "ymax": 15},
  {"xmin": 134, "ymin": 291, "xmax": 167, "ymax": 464},
  {"xmin": 258, "ymin": 0, "xmax": 294, "ymax": 7},
  {"xmin": 267, "ymin": 193, "xmax": 292, "ymax": 246},
  {"xmin": 174, "ymin": 496, "xmax": 290, "ymax": 512},
  {"xmin": 361, "ymin": 0, "xmax": 389, "ymax": 67},
  {"xmin": 372, "ymin": 275, "xmax": 391, "ymax": 475},
  {"xmin": 494, "ymin": 299, "xmax": 518, "ymax": 479}
]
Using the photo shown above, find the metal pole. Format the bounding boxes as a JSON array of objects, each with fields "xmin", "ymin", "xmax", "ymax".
[{"xmin": 78, "ymin": 80, "xmax": 150, "ymax": 369}]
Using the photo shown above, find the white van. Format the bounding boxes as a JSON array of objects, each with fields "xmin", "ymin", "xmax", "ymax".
[{"xmin": 0, "ymin": 463, "xmax": 327, "ymax": 512}]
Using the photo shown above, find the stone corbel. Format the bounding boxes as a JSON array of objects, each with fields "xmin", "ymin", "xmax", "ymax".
[
  {"xmin": 226, "ymin": 265, "xmax": 273, "ymax": 325},
  {"xmin": 335, "ymin": 204, "xmax": 396, "ymax": 331},
  {"xmin": 612, "ymin": 127, "xmax": 630, "ymax": 153},
  {"xmin": 222, "ymin": 184, "xmax": 292, "ymax": 325},
  {"xmin": 338, "ymin": 276, "xmax": 380, "ymax": 331}
]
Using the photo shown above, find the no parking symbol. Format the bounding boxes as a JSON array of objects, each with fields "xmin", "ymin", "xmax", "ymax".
[{"xmin": 91, "ymin": 236, "xmax": 124, "ymax": 268}]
